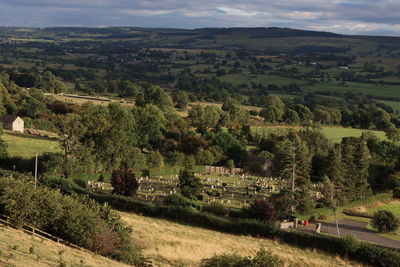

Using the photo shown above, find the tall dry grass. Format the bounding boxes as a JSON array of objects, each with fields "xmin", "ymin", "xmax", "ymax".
[
  {"xmin": 120, "ymin": 212, "xmax": 365, "ymax": 267},
  {"xmin": 0, "ymin": 226, "xmax": 129, "ymax": 267}
]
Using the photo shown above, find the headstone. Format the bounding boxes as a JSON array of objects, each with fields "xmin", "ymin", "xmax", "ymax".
[{"xmin": 315, "ymin": 223, "xmax": 321, "ymax": 234}]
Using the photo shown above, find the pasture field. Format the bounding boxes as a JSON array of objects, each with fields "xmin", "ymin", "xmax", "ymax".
[
  {"xmin": 119, "ymin": 211, "xmax": 364, "ymax": 267},
  {"xmin": 218, "ymin": 73, "xmax": 303, "ymax": 86},
  {"xmin": 0, "ymin": 226, "xmax": 128, "ymax": 267},
  {"xmin": 367, "ymin": 202, "xmax": 400, "ymax": 218},
  {"xmin": 307, "ymin": 81, "xmax": 400, "ymax": 98},
  {"xmin": 377, "ymin": 100, "xmax": 400, "ymax": 113},
  {"xmin": 52, "ymin": 94, "xmax": 134, "ymax": 107},
  {"xmin": 252, "ymin": 126, "xmax": 386, "ymax": 143},
  {"xmin": 2, "ymin": 131, "xmax": 60, "ymax": 158}
]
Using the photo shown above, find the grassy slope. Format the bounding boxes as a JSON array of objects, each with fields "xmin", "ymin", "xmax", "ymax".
[
  {"xmin": 119, "ymin": 211, "xmax": 364, "ymax": 267},
  {"xmin": 0, "ymin": 226, "xmax": 129, "ymax": 267},
  {"xmin": 2, "ymin": 131, "xmax": 60, "ymax": 158}
]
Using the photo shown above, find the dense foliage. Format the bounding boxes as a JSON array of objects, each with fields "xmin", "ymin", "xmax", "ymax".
[
  {"xmin": 0, "ymin": 176, "xmax": 144, "ymax": 265},
  {"xmin": 371, "ymin": 210, "xmax": 399, "ymax": 233}
]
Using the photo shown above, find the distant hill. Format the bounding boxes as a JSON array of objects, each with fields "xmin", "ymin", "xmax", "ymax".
[
  {"xmin": 197, "ymin": 27, "xmax": 342, "ymax": 38},
  {"xmin": 1, "ymin": 26, "xmax": 400, "ymax": 53}
]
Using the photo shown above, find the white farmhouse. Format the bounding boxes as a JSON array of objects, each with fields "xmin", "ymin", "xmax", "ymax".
[{"xmin": 0, "ymin": 115, "xmax": 24, "ymax": 133}]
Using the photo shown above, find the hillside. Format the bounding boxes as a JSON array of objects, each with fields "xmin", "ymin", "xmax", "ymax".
[
  {"xmin": 119, "ymin": 211, "xmax": 364, "ymax": 267},
  {"xmin": 0, "ymin": 225, "xmax": 129, "ymax": 267}
]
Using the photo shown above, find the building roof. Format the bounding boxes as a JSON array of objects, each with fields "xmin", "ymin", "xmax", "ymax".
[{"xmin": 0, "ymin": 114, "xmax": 21, "ymax": 124}]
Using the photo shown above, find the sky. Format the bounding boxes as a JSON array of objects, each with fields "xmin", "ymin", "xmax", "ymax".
[{"xmin": 0, "ymin": 0, "xmax": 399, "ymax": 36}]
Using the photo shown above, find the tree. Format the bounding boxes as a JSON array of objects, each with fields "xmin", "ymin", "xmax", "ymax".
[
  {"xmin": 178, "ymin": 167, "xmax": 202, "ymax": 199},
  {"xmin": 341, "ymin": 137, "xmax": 372, "ymax": 201},
  {"xmin": 133, "ymin": 104, "xmax": 165, "ymax": 150},
  {"xmin": 55, "ymin": 113, "xmax": 94, "ymax": 177},
  {"xmin": 259, "ymin": 96, "xmax": 286, "ymax": 123},
  {"xmin": 293, "ymin": 104, "xmax": 314, "ymax": 123},
  {"xmin": 135, "ymin": 85, "xmax": 171, "ymax": 107},
  {"xmin": 111, "ymin": 170, "xmax": 139, "ymax": 196},
  {"xmin": 325, "ymin": 144, "xmax": 346, "ymax": 205},
  {"xmin": 393, "ymin": 187, "xmax": 400, "ymax": 199},
  {"xmin": 173, "ymin": 91, "xmax": 190, "ymax": 109},
  {"xmin": 221, "ymin": 97, "xmax": 249, "ymax": 126},
  {"xmin": 189, "ymin": 105, "xmax": 223, "ymax": 135},
  {"xmin": 283, "ymin": 109, "xmax": 300, "ymax": 124},
  {"xmin": 371, "ymin": 210, "xmax": 399, "ymax": 233},
  {"xmin": 147, "ymin": 150, "xmax": 164, "ymax": 168},
  {"xmin": 270, "ymin": 190, "xmax": 297, "ymax": 220},
  {"xmin": 275, "ymin": 132, "xmax": 313, "ymax": 213}
]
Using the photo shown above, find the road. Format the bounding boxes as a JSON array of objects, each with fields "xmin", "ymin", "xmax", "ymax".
[{"xmin": 299, "ymin": 218, "xmax": 400, "ymax": 249}]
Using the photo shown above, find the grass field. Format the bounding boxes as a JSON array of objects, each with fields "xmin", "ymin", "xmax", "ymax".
[
  {"xmin": 252, "ymin": 126, "xmax": 386, "ymax": 143},
  {"xmin": 0, "ymin": 226, "xmax": 128, "ymax": 267},
  {"xmin": 2, "ymin": 131, "xmax": 60, "ymax": 158},
  {"xmin": 308, "ymin": 81, "xmax": 400, "ymax": 98},
  {"xmin": 297, "ymin": 193, "xmax": 393, "ymax": 221},
  {"xmin": 119, "ymin": 211, "xmax": 364, "ymax": 267}
]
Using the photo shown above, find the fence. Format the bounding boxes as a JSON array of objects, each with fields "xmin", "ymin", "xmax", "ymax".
[{"xmin": 0, "ymin": 215, "xmax": 93, "ymax": 254}]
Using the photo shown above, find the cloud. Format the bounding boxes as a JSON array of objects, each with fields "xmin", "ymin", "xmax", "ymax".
[{"xmin": 0, "ymin": 0, "xmax": 399, "ymax": 35}]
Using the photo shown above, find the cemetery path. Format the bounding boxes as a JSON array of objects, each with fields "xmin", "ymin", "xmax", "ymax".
[{"xmin": 299, "ymin": 218, "xmax": 400, "ymax": 249}]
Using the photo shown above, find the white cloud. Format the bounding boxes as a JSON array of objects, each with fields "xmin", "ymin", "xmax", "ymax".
[{"xmin": 281, "ymin": 11, "xmax": 322, "ymax": 20}]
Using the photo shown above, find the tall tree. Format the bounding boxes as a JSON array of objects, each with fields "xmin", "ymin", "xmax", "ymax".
[{"xmin": 178, "ymin": 166, "xmax": 202, "ymax": 199}]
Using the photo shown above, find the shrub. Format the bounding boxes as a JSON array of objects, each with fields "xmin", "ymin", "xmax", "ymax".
[
  {"xmin": 228, "ymin": 208, "xmax": 250, "ymax": 219},
  {"xmin": 371, "ymin": 210, "xmax": 399, "ymax": 233},
  {"xmin": 202, "ymin": 203, "xmax": 228, "ymax": 216},
  {"xmin": 393, "ymin": 187, "xmax": 400, "ymax": 199},
  {"xmin": 200, "ymin": 249, "xmax": 283, "ymax": 267},
  {"xmin": 249, "ymin": 199, "xmax": 277, "ymax": 222},
  {"xmin": 111, "ymin": 170, "xmax": 139, "ymax": 196},
  {"xmin": 163, "ymin": 193, "xmax": 199, "ymax": 209},
  {"xmin": 384, "ymin": 173, "xmax": 400, "ymax": 189}
]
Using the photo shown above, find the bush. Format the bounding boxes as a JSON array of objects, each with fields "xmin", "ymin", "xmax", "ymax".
[
  {"xmin": 163, "ymin": 193, "xmax": 199, "ymax": 209},
  {"xmin": 393, "ymin": 187, "xmax": 400, "ymax": 199},
  {"xmin": 111, "ymin": 170, "xmax": 139, "ymax": 196},
  {"xmin": 371, "ymin": 210, "xmax": 399, "ymax": 233},
  {"xmin": 249, "ymin": 199, "xmax": 277, "ymax": 222},
  {"xmin": 202, "ymin": 203, "xmax": 228, "ymax": 216},
  {"xmin": 228, "ymin": 208, "xmax": 250, "ymax": 219},
  {"xmin": 200, "ymin": 249, "xmax": 283, "ymax": 267}
]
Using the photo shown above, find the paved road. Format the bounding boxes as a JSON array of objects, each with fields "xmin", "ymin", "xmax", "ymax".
[{"xmin": 299, "ymin": 218, "xmax": 400, "ymax": 249}]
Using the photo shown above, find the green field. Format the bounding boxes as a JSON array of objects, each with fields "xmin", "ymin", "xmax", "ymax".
[
  {"xmin": 252, "ymin": 126, "xmax": 386, "ymax": 143},
  {"xmin": 368, "ymin": 203, "xmax": 400, "ymax": 218},
  {"xmin": 308, "ymin": 81, "xmax": 400, "ymax": 98},
  {"xmin": 2, "ymin": 131, "xmax": 61, "ymax": 158}
]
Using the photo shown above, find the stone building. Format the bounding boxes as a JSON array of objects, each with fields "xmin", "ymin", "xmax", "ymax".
[{"xmin": 0, "ymin": 115, "xmax": 24, "ymax": 133}]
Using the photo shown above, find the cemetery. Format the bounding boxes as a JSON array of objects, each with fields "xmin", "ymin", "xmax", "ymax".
[{"xmin": 86, "ymin": 167, "xmax": 323, "ymax": 210}]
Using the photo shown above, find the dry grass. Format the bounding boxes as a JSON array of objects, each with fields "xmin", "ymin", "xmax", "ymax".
[
  {"xmin": 0, "ymin": 226, "xmax": 129, "ymax": 267},
  {"xmin": 119, "ymin": 212, "xmax": 365, "ymax": 267}
]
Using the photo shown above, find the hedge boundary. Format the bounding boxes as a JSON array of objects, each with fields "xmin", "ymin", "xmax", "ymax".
[{"xmin": 44, "ymin": 177, "xmax": 400, "ymax": 267}]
